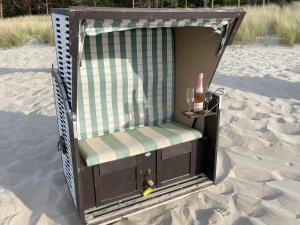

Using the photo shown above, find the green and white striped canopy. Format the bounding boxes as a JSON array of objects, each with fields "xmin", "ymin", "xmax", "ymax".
[
  {"xmin": 76, "ymin": 17, "xmax": 232, "ymax": 140},
  {"xmin": 77, "ymin": 28, "xmax": 174, "ymax": 140},
  {"xmin": 79, "ymin": 18, "xmax": 232, "ymax": 56},
  {"xmin": 83, "ymin": 18, "xmax": 231, "ymax": 36}
]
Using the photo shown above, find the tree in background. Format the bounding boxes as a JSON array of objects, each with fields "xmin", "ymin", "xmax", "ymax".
[
  {"xmin": 0, "ymin": 0, "xmax": 296, "ymax": 17},
  {"xmin": 0, "ymin": 0, "xmax": 3, "ymax": 18}
]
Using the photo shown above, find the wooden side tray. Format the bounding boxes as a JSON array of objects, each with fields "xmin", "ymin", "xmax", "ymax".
[{"xmin": 183, "ymin": 110, "xmax": 218, "ymax": 119}]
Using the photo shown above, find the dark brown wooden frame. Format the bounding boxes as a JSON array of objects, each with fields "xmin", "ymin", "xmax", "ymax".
[
  {"xmin": 53, "ymin": 64, "xmax": 222, "ymax": 224},
  {"xmin": 51, "ymin": 7, "xmax": 245, "ymax": 225},
  {"xmin": 80, "ymin": 140, "xmax": 201, "ymax": 208}
]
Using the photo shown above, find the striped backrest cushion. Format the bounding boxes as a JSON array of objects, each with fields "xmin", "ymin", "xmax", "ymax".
[{"xmin": 77, "ymin": 28, "xmax": 174, "ymax": 140}]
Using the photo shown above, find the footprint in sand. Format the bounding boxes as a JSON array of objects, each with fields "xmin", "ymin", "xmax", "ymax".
[
  {"xmin": 229, "ymin": 116, "xmax": 239, "ymax": 124},
  {"xmin": 179, "ymin": 206, "xmax": 190, "ymax": 218},
  {"xmin": 208, "ymin": 217, "xmax": 218, "ymax": 224},
  {"xmin": 229, "ymin": 104, "xmax": 246, "ymax": 111},
  {"xmin": 286, "ymin": 162, "xmax": 294, "ymax": 166},
  {"xmin": 252, "ymin": 112, "xmax": 270, "ymax": 120},
  {"xmin": 215, "ymin": 208, "xmax": 230, "ymax": 217},
  {"xmin": 275, "ymin": 170, "xmax": 300, "ymax": 181},
  {"xmin": 255, "ymin": 155, "xmax": 262, "ymax": 160},
  {"xmin": 233, "ymin": 193, "xmax": 268, "ymax": 218},
  {"xmin": 267, "ymin": 117, "xmax": 300, "ymax": 136},
  {"xmin": 233, "ymin": 166, "xmax": 274, "ymax": 182},
  {"xmin": 257, "ymin": 126, "xmax": 269, "ymax": 133},
  {"xmin": 203, "ymin": 208, "xmax": 231, "ymax": 225}
]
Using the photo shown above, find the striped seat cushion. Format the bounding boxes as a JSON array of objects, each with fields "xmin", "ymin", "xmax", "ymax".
[
  {"xmin": 77, "ymin": 27, "xmax": 174, "ymax": 140},
  {"xmin": 78, "ymin": 122, "xmax": 202, "ymax": 167}
]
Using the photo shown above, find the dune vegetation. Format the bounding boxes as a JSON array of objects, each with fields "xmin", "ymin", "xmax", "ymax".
[
  {"xmin": 235, "ymin": 3, "xmax": 300, "ymax": 46},
  {"xmin": 0, "ymin": 3, "xmax": 299, "ymax": 48},
  {"xmin": 0, "ymin": 15, "xmax": 54, "ymax": 48}
]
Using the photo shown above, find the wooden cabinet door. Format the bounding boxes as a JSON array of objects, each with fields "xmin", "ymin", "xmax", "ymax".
[
  {"xmin": 156, "ymin": 140, "xmax": 198, "ymax": 187},
  {"xmin": 93, "ymin": 157, "xmax": 139, "ymax": 206}
]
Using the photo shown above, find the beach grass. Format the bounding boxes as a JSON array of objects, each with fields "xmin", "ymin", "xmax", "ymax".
[
  {"xmin": 0, "ymin": 15, "xmax": 54, "ymax": 48},
  {"xmin": 0, "ymin": 4, "xmax": 299, "ymax": 48},
  {"xmin": 235, "ymin": 3, "xmax": 300, "ymax": 46}
]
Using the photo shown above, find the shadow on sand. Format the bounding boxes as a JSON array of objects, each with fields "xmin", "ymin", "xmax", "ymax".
[
  {"xmin": 214, "ymin": 73, "xmax": 300, "ymax": 101},
  {"xmin": 0, "ymin": 111, "xmax": 80, "ymax": 225},
  {"xmin": 0, "ymin": 67, "xmax": 51, "ymax": 76}
]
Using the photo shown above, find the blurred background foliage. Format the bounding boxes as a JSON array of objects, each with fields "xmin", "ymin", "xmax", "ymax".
[
  {"xmin": 0, "ymin": 0, "xmax": 299, "ymax": 47},
  {"xmin": 0, "ymin": 0, "xmax": 296, "ymax": 17}
]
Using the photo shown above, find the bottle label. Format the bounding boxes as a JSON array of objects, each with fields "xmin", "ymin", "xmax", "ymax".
[{"xmin": 194, "ymin": 102, "xmax": 203, "ymax": 111}]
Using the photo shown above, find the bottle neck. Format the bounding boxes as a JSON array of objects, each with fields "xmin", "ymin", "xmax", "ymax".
[{"xmin": 195, "ymin": 76, "xmax": 204, "ymax": 94}]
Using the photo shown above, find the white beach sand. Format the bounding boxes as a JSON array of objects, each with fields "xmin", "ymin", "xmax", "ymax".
[{"xmin": 0, "ymin": 43, "xmax": 299, "ymax": 225}]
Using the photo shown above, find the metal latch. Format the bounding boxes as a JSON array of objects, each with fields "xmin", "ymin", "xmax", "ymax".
[
  {"xmin": 57, "ymin": 136, "xmax": 67, "ymax": 154},
  {"xmin": 143, "ymin": 169, "xmax": 154, "ymax": 196}
]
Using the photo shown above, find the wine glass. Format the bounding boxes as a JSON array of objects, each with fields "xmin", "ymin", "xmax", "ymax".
[{"xmin": 186, "ymin": 88, "xmax": 194, "ymax": 115}]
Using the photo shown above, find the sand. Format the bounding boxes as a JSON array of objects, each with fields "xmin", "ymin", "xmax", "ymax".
[{"xmin": 0, "ymin": 43, "xmax": 299, "ymax": 225}]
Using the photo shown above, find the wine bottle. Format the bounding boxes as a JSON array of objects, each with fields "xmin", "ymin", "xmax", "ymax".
[{"xmin": 193, "ymin": 73, "xmax": 205, "ymax": 114}]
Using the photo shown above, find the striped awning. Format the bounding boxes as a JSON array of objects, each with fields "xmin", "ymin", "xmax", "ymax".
[
  {"xmin": 83, "ymin": 18, "xmax": 231, "ymax": 36},
  {"xmin": 79, "ymin": 18, "xmax": 232, "ymax": 56}
]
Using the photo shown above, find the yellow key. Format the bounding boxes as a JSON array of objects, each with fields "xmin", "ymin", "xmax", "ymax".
[{"xmin": 143, "ymin": 187, "xmax": 153, "ymax": 196}]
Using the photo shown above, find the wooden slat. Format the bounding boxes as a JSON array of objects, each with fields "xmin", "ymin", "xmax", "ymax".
[
  {"xmin": 84, "ymin": 174, "xmax": 212, "ymax": 224},
  {"xmin": 85, "ymin": 173, "xmax": 205, "ymax": 214},
  {"xmin": 85, "ymin": 178, "xmax": 213, "ymax": 225}
]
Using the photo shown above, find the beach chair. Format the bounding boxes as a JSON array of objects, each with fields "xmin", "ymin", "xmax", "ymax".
[{"xmin": 51, "ymin": 7, "xmax": 245, "ymax": 225}]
